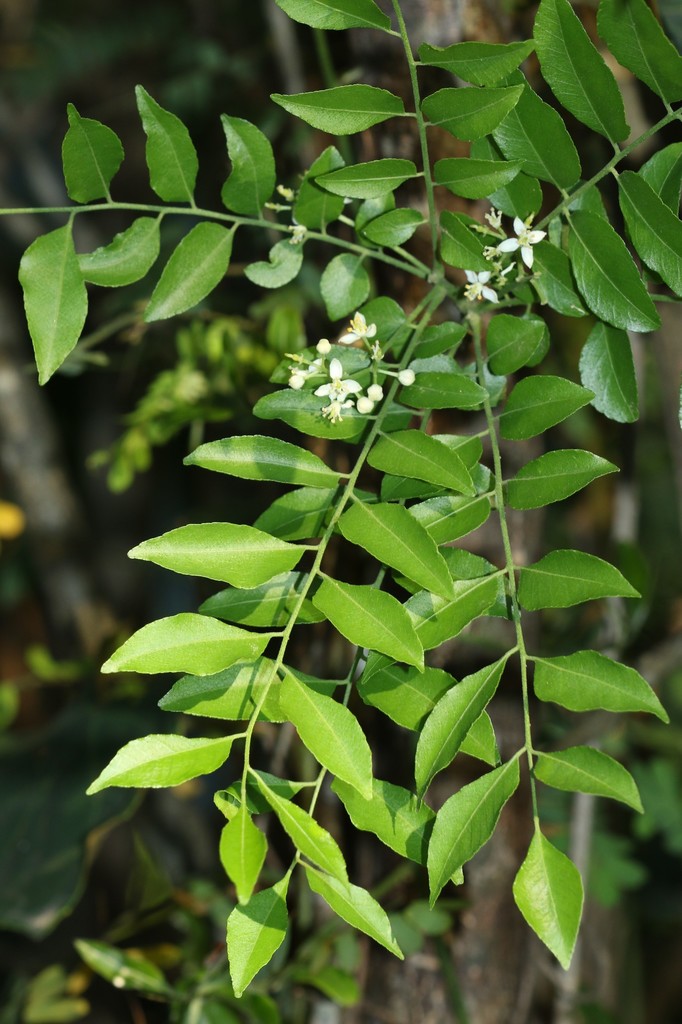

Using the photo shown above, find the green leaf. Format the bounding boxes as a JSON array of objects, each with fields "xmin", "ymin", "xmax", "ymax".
[
  {"xmin": 486, "ymin": 315, "xmax": 548, "ymax": 375},
  {"xmin": 409, "ymin": 493, "xmax": 492, "ymax": 545},
  {"xmin": 129, "ymin": 522, "xmax": 302, "ymax": 588},
  {"xmin": 200, "ymin": 573, "xmax": 323, "ymax": 627},
  {"xmin": 578, "ymin": 322, "xmax": 638, "ymax": 423},
  {"xmin": 320, "ymin": 254, "xmax": 370, "ymax": 320},
  {"xmin": 422, "ymin": 86, "xmax": 523, "ymax": 141},
  {"xmin": 293, "ymin": 146, "xmax": 346, "ymax": 229},
  {"xmin": 220, "ymin": 805, "xmax": 267, "ymax": 903},
  {"xmin": 145, "ymin": 223, "xmax": 234, "ymax": 322},
  {"xmin": 568, "ymin": 210, "xmax": 660, "ymax": 334},
  {"xmin": 418, "ymin": 40, "xmax": 535, "ymax": 86},
  {"xmin": 470, "ymin": 137, "xmax": 542, "ymax": 220},
  {"xmin": 19, "ymin": 225, "xmax": 88, "ymax": 385},
  {"xmin": 220, "ymin": 115, "xmax": 275, "ymax": 216},
  {"xmin": 518, "ymin": 550, "xmax": 639, "ymax": 610},
  {"xmin": 533, "ymin": 0, "xmax": 628, "ymax": 142},
  {"xmin": 304, "ymin": 867, "xmax": 402, "ymax": 957},
  {"xmin": 535, "ymin": 746, "xmax": 643, "ymax": 812},
  {"xmin": 75, "ymin": 940, "xmax": 169, "ymax": 996},
  {"xmin": 135, "ymin": 85, "xmax": 198, "ymax": 202},
  {"xmin": 280, "ymin": 665, "xmax": 374, "ymax": 796},
  {"xmin": 619, "ymin": 171, "xmax": 682, "ymax": 295},
  {"xmin": 401, "ymin": 372, "xmax": 487, "ymax": 411},
  {"xmin": 597, "ymin": 0, "xmax": 682, "ymax": 104},
  {"xmin": 317, "ymin": 159, "xmax": 418, "ymax": 199},
  {"xmin": 428, "ymin": 759, "xmax": 520, "ymax": 902},
  {"xmin": 255, "ymin": 487, "xmax": 334, "ymax": 541},
  {"xmin": 274, "ymin": 0, "xmax": 390, "ymax": 30},
  {"xmin": 244, "ymin": 240, "xmax": 304, "ymax": 288},
  {"xmin": 312, "ymin": 576, "xmax": 424, "ymax": 670},
  {"xmin": 532, "ymin": 242, "xmax": 587, "ymax": 317},
  {"xmin": 271, "ymin": 85, "xmax": 404, "ymax": 135},
  {"xmin": 257, "ymin": 780, "xmax": 348, "ymax": 881},
  {"xmin": 368, "ymin": 430, "xmax": 475, "ymax": 495},
  {"xmin": 62, "ymin": 103, "xmax": 124, "ymax": 202},
  {"xmin": 640, "ymin": 143, "xmax": 682, "ymax": 211},
  {"xmin": 532, "ymin": 650, "xmax": 669, "ymax": 721},
  {"xmin": 254, "ymin": 389, "xmax": 391, "ymax": 442},
  {"xmin": 493, "ymin": 81, "xmax": 581, "ymax": 189},
  {"xmin": 338, "ymin": 501, "xmax": 455, "ymax": 600},
  {"xmin": 506, "ymin": 449, "xmax": 617, "ymax": 509},
  {"xmin": 357, "ymin": 661, "xmax": 453, "ymax": 730},
  {"xmin": 87, "ymin": 733, "xmax": 236, "ymax": 793},
  {"xmin": 78, "ymin": 217, "xmax": 160, "ymax": 287},
  {"xmin": 185, "ymin": 434, "xmax": 340, "ymax": 489},
  {"xmin": 513, "ymin": 828, "xmax": 583, "ymax": 969},
  {"xmin": 159, "ymin": 659, "xmax": 278, "ymax": 720},
  {"xmin": 440, "ymin": 211, "xmax": 489, "ymax": 271},
  {"xmin": 459, "ymin": 712, "xmax": 500, "ymax": 766},
  {"xmin": 414, "ymin": 322, "xmax": 468, "ymax": 358},
  {"xmin": 500, "ymin": 375, "xmax": 593, "ymax": 441},
  {"xmin": 333, "ymin": 777, "xmax": 436, "ymax": 865},
  {"xmin": 362, "ymin": 208, "xmax": 425, "ymax": 246},
  {"xmin": 415, "ymin": 658, "xmax": 507, "ymax": 797},
  {"xmin": 101, "ymin": 613, "xmax": 268, "ymax": 675},
  {"xmin": 227, "ymin": 875, "xmax": 289, "ymax": 997},
  {"xmin": 407, "ymin": 575, "xmax": 502, "ymax": 650},
  {"xmin": 434, "ymin": 157, "xmax": 522, "ymax": 199}
]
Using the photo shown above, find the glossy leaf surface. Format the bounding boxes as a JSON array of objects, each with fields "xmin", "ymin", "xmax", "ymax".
[
  {"xmin": 62, "ymin": 104, "xmax": 123, "ymax": 202},
  {"xmin": 532, "ymin": 650, "xmax": 668, "ymax": 721},
  {"xmin": 257, "ymin": 781, "xmax": 348, "ymax": 882},
  {"xmin": 500, "ymin": 376, "xmax": 593, "ymax": 441},
  {"xmin": 317, "ymin": 159, "xmax": 418, "ymax": 199},
  {"xmin": 305, "ymin": 868, "xmax": 402, "ymax": 957},
  {"xmin": 368, "ymin": 430, "xmax": 475, "ymax": 495},
  {"xmin": 619, "ymin": 171, "xmax": 682, "ymax": 295},
  {"xmin": 186, "ymin": 434, "xmax": 340, "ymax": 488},
  {"xmin": 271, "ymin": 85, "xmax": 404, "ymax": 134},
  {"xmin": 221, "ymin": 115, "xmax": 275, "ymax": 216},
  {"xmin": 535, "ymin": 746, "xmax": 643, "ymax": 812},
  {"xmin": 145, "ymin": 223, "xmax": 234, "ymax": 322},
  {"xmin": 506, "ymin": 450, "xmax": 617, "ymax": 509},
  {"xmin": 598, "ymin": 0, "xmax": 682, "ymax": 104},
  {"xmin": 274, "ymin": 0, "xmax": 390, "ymax": 30},
  {"xmin": 78, "ymin": 218, "xmax": 160, "ymax": 287},
  {"xmin": 578, "ymin": 322, "xmax": 638, "ymax": 423},
  {"xmin": 418, "ymin": 40, "xmax": 534, "ymax": 86},
  {"xmin": 422, "ymin": 86, "xmax": 523, "ymax": 141},
  {"xmin": 227, "ymin": 875, "xmax": 289, "ymax": 997},
  {"xmin": 87, "ymin": 734, "xmax": 236, "ymax": 793},
  {"xmin": 136, "ymin": 85, "xmax": 198, "ymax": 202},
  {"xmin": 220, "ymin": 805, "xmax": 267, "ymax": 903},
  {"xmin": 518, "ymin": 550, "xmax": 639, "ymax": 610}
]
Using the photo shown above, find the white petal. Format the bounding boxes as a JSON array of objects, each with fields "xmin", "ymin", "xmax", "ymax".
[
  {"xmin": 478, "ymin": 271, "xmax": 492, "ymax": 283},
  {"xmin": 464, "ymin": 270, "xmax": 477, "ymax": 283},
  {"xmin": 497, "ymin": 238, "xmax": 519, "ymax": 253},
  {"xmin": 527, "ymin": 230, "xmax": 546, "ymax": 244},
  {"xmin": 343, "ymin": 379, "xmax": 363, "ymax": 394},
  {"xmin": 513, "ymin": 216, "xmax": 525, "ymax": 235},
  {"xmin": 314, "ymin": 384, "xmax": 332, "ymax": 397},
  {"xmin": 482, "ymin": 286, "xmax": 498, "ymax": 303},
  {"xmin": 338, "ymin": 332, "xmax": 358, "ymax": 344},
  {"xmin": 365, "ymin": 323, "xmax": 377, "ymax": 339},
  {"xmin": 521, "ymin": 246, "xmax": 534, "ymax": 268},
  {"xmin": 329, "ymin": 358, "xmax": 343, "ymax": 380}
]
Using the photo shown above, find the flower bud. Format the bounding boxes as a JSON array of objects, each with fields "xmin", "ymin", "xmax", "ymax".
[
  {"xmin": 367, "ymin": 383, "xmax": 384, "ymax": 402},
  {"xmin": 398, "ymin": 368, "xmax": 415, "ymax": 386},
  {"xmin": 289, "ymin": 372, "xmax": 306, "ymax": 390},
  {"xmin": 316, "ymin": 338, "xmax": 332, "ymax": 355},
  {"xmin": 356, "ymin": 396, "xmax": 375, "ymax": 415}
]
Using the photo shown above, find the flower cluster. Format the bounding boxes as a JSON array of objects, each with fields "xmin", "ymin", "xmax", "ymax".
[{"xmin": 463, "ymin": 211, "xmax": 546, "ymax": 306}]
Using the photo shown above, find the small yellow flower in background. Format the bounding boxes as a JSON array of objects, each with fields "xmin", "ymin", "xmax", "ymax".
[
  {"xmin": 339, "ymin": 311, "xmax": 377, "ymax": 346},
  {"xmin": 0, "ymin": 501, "xmax": 25, "ymax": 541}
]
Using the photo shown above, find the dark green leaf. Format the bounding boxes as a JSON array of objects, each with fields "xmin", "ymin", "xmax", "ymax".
[
  {"xmin": 422, "ymin": 86, "xmax": 523, "ymax": 141},
  {"xmin": 145, "ymin": 223, "xmax": 234, "ymax": 322},
  {"xmin": 136, "ymin": 85, "xmax": 198, "ymax": 202},
  {"xmin": 493, "ymin": 82, "xmax": 581, "ymax": 189},
  {"xmin": 578, "ymin": 322, "xmax": 638, "ymax": 423},
  {"xmin": 434, "ymin": 158, "xmax": 522, "ymax": 199},
  {"xmin": 409, "ymin": 493, "xmax": 492, "ymax": 545},
  {"xmin": 402, "ymin": 371, "xmax": 486, "ymax": 411},
  {"xmin": 245, "ymin": 241, "xmax": 304, "ymax": 288},
  {"xmin": 274, "ymin": 0, "xmax": 390, "ymax": 31},
  {"xmin": 418, "ymin": 40, "xmax": 534, "ymax": 86},
  {"xmin": 185, "ymin": 434, "xmax": 340, "ymax": 488},
  {"xmin": 535, "ymin": 746, "xmax": 643, "ymax": 812},
  {"xmin": 619, "ymin": 170, "xmax": 682, "ymax": 295},
  {"xmin": 532, "ymin": 241, "xmax": 587, "ymax": 317},
  {"xmin": 78, "ymin": 218, "xmax": 160, "ymax": 287},
  {"xmin": 369, "ymin": 430, "xmax": 475, "ymax": 494},
  {"xmin": 221, "ymin": 115, "xmax": 275, "ymax": 216},
  {"xmin": 518, "ymin": 549, "xmax": 639, "ymax": 610},
  {"xmin": 357, "ymin": 661, "xmax": 453, "ymax": 730},
  {"xmin": 406, "ymin": 575, "xmax": 502, "ymax": 650},
  {"xmin": 62, "ymin": 104, "xmax": 124, "ymax": 202},
  {"xmin": 440, "ymin": 211, "xmax": 489, "ymax": 271},
  {"xmin": 506, "ymin": 449, "xmax": 617, "ymax": 509},
  {"xmin": 294, "ymin": 146, "xmax": 346, "ymax": 229},
  {"xmin": 317, "ymin": 159, "xmax": 418, "ymax": 199},
  {"xmin": 470, "ymin": 137, "xmax": 543, "ymax": 220},
  {"xmin": 271, "ymin": 85, "xmax": 404, "ymax": 135},
  {"xmin": 532, "ymin": 650, "xmax": 668, "ymax": 721},
  {"xmin": 486, "ymin": 314, "xmax": 548, "ymax": 374},
  {"xmin": 640, "ymin": 143, "xmax": 682, "ymax": 211},
  {"xmin": 598, "ymin": 0, "xmax": 682, "ymax": 103},
  {"xmin": 500, "ymin": 375, "xmax": 593, "ymax": 441},
  {"xmin": 320, "ymin": 254, "xmax": 370, "ymax": 320},
  {"xmin": 362, "ymin": 208, "xmax": 425, "ymax": 246}
]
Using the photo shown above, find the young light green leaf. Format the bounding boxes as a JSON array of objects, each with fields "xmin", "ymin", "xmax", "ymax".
[
  {"xmin": 407, "ymin": 575, "xmax": 502, "ymax": 650},
  {"xmin": 221, "ymin": 115, "xmax": 275, "ymax": 216},
  {"xmin": 428, "ymin": 759, "xmax": 520, "ymax": 903},
  {"xmin": 256, "ymin": 779, "xmax": 348, "ymax": 882},
  {"xmin": 129, "ymin": 521, "xmax": 302, "ymax": 588},
  {"xmin": 568, "ymin": 211, "xmax": 660, "ymax": 334},
  {"xmin": 518, "ymin": 550, "xmax": 639, "ymax": 610},
  {"xmin": 434, "ymin": 157, "xmax": 523, "ymax": 199},
  {"xmin": 274, "ymin": 0, "xmax": 390, "ymax": 31},
  {"xmin": 513, "ymin": 828, "xmax": 583, "ymax": 970},
  {"xmin": 317, "ymin": 159, "xmax": 418, "ymax": 199},
  {"xmin": 409, "ymin": 494, "xmax": 492, "ymax": 546},
  {"xmin": 135, "ymin": 85, "xmax": 198, "ymax": 202},
  {"xmin": 338, "ymin": 501, "xmax": 455, "ymax": 600},
  {"xmin": 78, "ymin": 217, "xmax": 160, "ymax": 287},
  {"xmin": 101, "ymin": 613, "xmax": 269, "ymax": 675},
  {"xmin": 200, "ymin": 572, "xmax": 323, "ymax": 627},
  {"xmin": 533, "ymin": 0, "xmax": 628, "ymax": 142},
  {"xmin": 74, "ymin": 940, "xmax": 170, "ymax": 996},
  {"xmin": 532, "ymin": 242, "xmax": 587, "ymax": 317},
  {"xmin": 320, "ymin": 254, "xmax": 370, "ymax": 320},
  {"xmin": 311, "ymin": 577, "xmax": 424, "ymax": 670},
  {"xmin": 271, "ymin": 85, "xmax": 404, "ymax": 135},
  {"xmin": 254, "ymin": 487, "xmax": 335, "ymax": 541},
  {"xmin": 486, "ymin": 315, "xmax": 548, "ymax": 375},
  {"xmin": 357, "ymin": 661, "xmax": 453, "ymax": 730},
  {"xmin": 640, "ymin": 143, "xmax": 682, "ymax": 211},
  {"xmin": 369, "ymin": 430, "xmax": 475, "ymax": 495},
  {"xmin": 578, "ymin": 322, "xmax": 638, "ymax": 423},
  {"xmin": 19, "ymin": 225, "xmax": 88, "ymax": 385},
  {"xmin": 415, "ymin": 658, "xmax": 507, "ymax": 796},
  {"xmin": 244, "ymin": 240, "xmax": 304, "ymax": 288},
  {"xmin": 532, "ymin": 650, "xmax": 669, "ymax": 721},
  {"xmin": 493, "ymin": 82, "xmax": 581, "ymax": 189},
  {"xmin": 619, "ymin": 171, "xmax": 682, "ymax": 295},
  {"xmin": 87, "ymin": 733, "xmax": 236, "ymax": 794},
  {"xmin": 401, "ymin": 372, "xmax": 487, "ymax": 411},
  {"xmin": 535, "ymin": 746, "xmax": 643, "ymax": 812},
  {"xmin": 62, "ymin": 104, "xmax": 124, "ymax": 202},
  {"xmin": 145, "ymin": 223, "xmax": 234, "ymax": 322},
  {"xmin": 220, "ymin": 805, "xmax": 268, "ymax": 903},
  {"xmin": 422, "ymin": 86, "xmax": 523, "ymax": 141},
  {"xmin": 305, "ymin": 867, "xmax": 403, "ymax": 957},
  {"xmin": 280, "ymin": 666, "xmax": 374, "ymax": 796},
  {"xmin": 185, "ymin": 434, "xmax": 340, "ymax": 489},
  {"xmin": 294, "ymin": 146, "xmax": 346, "ymax": 229},
  {"xmin": 227, "ymin": 875, "xmax": 289, "ymax": 997},
  {"xmin": 418, "ymin": 40, "xmax": 534, "ymax": 86},
  {"xmin": 506, "ymin": 449, "xmax": 617, "ymax": 509},
  {"xmin": 362, "ymin": 208, "xmax": 425, "ymax": 246},
  {"xmin": 597, "ymin": 0, "xmax": 682, "ymax": 104},
  {"xmin": 459, "ymin": 711, "xmax": 500, "ymax": 766},
  {"xmin": 500, "ymin": 375, "xmax": 594, "ymax": 441},
  {"xmin": 333, "ymin": 777, "xmax": 436, "ymax": 866},
  {"xmin": 158, "ymin": 659, "xmax": 278, "ymax": 721},
  {"xmin": 440, "ymin": 211, "xmax": 490, "ymax": 271}
]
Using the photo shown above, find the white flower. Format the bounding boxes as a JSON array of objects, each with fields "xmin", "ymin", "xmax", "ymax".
[
  {"xmin": 339, "ymin": 311, "xmax": 377, "ymax": 345},
  {"xmin": 356, "ymin": 396, "xmax": 375, "ymax": 415},
  {"xmin": 367, "ymin": 383, "xmax": 384, "ymax": 402},
  {"xmin": 485, "ymin": 207, "xmax": 503, "ymax": 230},
  {"xmin": 398, "ymin": 368, "xmax": 415, "ymax": 386},
  {"xmin": 322, "ymin": 398, "xmax": 355, "ymax": 423},
  {"xmin": 314, "ymin": 358, "xmax": 362, "ymax": 402},
  {"xmin": 496, "ymin": 216, "xmax": 546, "ymax": 269},
  {"xmin": 464, "ymin": 270, "xmax": 498, "ymax": 303},
  {"xmin": 316, "ymin": 338, "xmax": 332, "ymax": 355}
]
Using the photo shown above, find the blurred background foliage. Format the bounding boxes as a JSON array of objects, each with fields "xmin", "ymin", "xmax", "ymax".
[{"xmin": 0, "ymin": 1, "xmax": 681, "ymax": 1022}]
